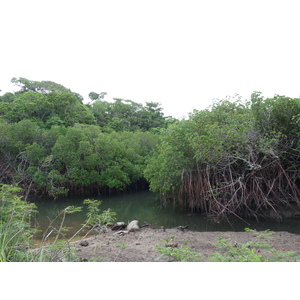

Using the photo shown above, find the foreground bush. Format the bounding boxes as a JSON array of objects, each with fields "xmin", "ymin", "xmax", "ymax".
[
  {"xmin": 0, "ymin": 184, "xmax": 117, "ymax": 262},
  {"xmin": 0, "ymin": 184, "xmax": 37, "ymax": 262}
]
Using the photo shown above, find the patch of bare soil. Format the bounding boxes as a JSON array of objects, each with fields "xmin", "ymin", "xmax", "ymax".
[{"xmin": 73, "ymin": 227, "xmax": 300, "ymax": 262}]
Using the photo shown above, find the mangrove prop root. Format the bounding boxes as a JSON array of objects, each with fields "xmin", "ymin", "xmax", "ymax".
[{"xmin": 176, "ymin": 157, "xmax": 300, "ymax": 221}]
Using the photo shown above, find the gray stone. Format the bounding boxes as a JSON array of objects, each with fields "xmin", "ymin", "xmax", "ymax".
[
  {"xmin": 79, "ymin": 240, "xmax": 89, "ymax": 247},
  {"xmin": 112, "ymin": 222, "xmax": 126, "ymax": 231},
  {"xmin": 127, "ymin": 220, "xmax": 140, "ymax": 232}
]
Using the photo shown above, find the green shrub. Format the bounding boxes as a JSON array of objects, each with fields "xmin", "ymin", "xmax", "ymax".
[
  {"xmin": 0, "ymin": 184, "xmax": 37, "ymax": 262},
  {"xmin": 0, "ymin": 184, "xmax": 117, "ymax": 262},
  {"xmin": 209, "ymin": 229, "xmax": 300, "ymax": 262},
  {"xmin": 155, "ymin": 235, "xmax": 202, "ymax": 262}
]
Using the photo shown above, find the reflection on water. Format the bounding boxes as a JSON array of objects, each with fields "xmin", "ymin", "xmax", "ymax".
[{"xmin": 31, "ymin": 190, "xmax": 300, "ymax": 240}]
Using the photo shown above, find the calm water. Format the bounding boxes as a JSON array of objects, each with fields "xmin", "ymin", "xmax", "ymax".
[{"xmin": 31, "ymin": 190, "xmax": 300, "ymax": 240}]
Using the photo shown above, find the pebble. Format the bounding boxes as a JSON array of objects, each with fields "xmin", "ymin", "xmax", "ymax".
[{"xmin": 79, "ymin": 240, "xmax": 89, "ymax": 247}]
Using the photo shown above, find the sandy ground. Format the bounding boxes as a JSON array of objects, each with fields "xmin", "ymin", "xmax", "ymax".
[{"xmin": 73, "ymin": 226, "xmax": 300, "ymax": 262}]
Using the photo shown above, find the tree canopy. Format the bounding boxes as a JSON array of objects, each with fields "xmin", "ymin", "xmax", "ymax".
[
  {"xmin": 145, "ymin": 94, "xmax": 300, "ymax": 220},
  {"xmin": 0, "ymin": 77, "xmax": 167, "ymax": 197}
]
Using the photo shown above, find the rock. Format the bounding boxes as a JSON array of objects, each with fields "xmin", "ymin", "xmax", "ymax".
[
  {"xmin": 112, "ymin": 222, "xmax": 126, "ymax": 231},
  {"xmin": 79, "ymin": 240, "xmax": 89, "ymax": 247},
  {"xmin": 127, "ymin": 220, "xmax": 140, "ymax": 232},
  {"xmin": 140, "ymin": 221, "xmax": 152, "ymax": 228},
  {"xmin": 92, "ymin": 225, "xmax": 108, "ymax": 233},
  {"xmin": 177, "ymin": 225, "xmax": 189, "ymax": 232},
  {"xmin": 80, "ymin": 258, "xmax": 88, "ymax": 262}
]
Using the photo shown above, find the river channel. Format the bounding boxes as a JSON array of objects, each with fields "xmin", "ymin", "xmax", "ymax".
[{"xmin": 31, "ymin": 190, "xmax": 300, "ymax": 240}]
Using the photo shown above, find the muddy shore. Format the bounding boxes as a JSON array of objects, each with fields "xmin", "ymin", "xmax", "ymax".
[{"xmin": 72, "ymin": 226, "xmax": 300, "ymax": 262}]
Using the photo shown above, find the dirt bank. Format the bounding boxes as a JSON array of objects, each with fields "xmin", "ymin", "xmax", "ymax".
[{"xmin": 73, "ymin": 226, "xmax": 300, "ymax": 262}]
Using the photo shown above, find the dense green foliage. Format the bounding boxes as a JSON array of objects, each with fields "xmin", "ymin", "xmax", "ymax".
[
  {"xmin": 3, "ymin": 77, "xmax": 300, "ymax": 261},
  {"xmin": 1, "ymin": 77, "xmax": 300, "ymax": 220},
  {"xmin": 91, "ymin": 97, "xmax": 169, "ymax": 131},
  {"xmin": 145, "ymin": 93, "xmax": 300, "ymax": 220},
  {"xmin": 0, "ymin": 77, "xmax": 169, "ymax": 197}
]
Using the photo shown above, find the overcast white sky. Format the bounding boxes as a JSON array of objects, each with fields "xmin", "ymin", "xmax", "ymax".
[{"xmin": 1, "ymin": 0, "xmax": 300, "ymax": 118}]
